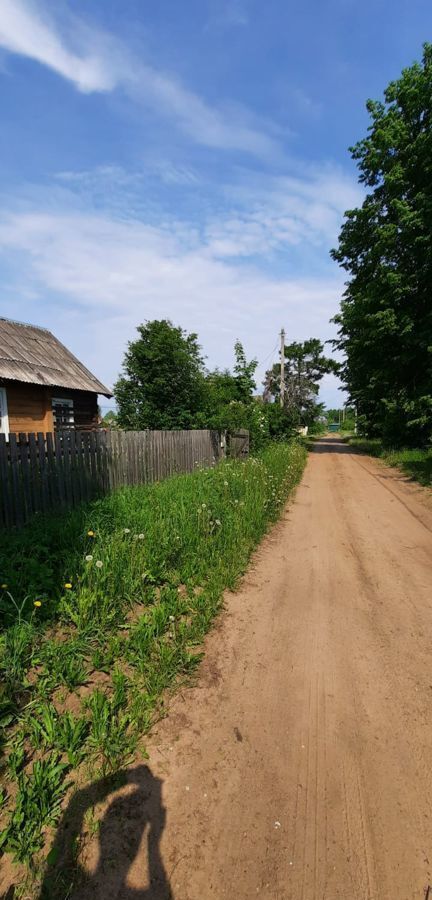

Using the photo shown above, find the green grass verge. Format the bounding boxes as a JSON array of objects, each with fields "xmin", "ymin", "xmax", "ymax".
[
  {"xmin": 0, "ymin": 441, "xmax": 306, "ymax": 891},
  {"xmin": 348, "ymin": 437, "xmax": 432, "ymax": 486}
]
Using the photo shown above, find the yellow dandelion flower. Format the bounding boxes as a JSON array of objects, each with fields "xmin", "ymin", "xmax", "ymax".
[
  {"xmin": 64, "ymin": 583, "xmax": 72, "ymax": 589},
  {"xmin": 1, "ymin": 583, "xmax": 7, "ymax": 589},
  {"xmin": 33, "ymin": 600, "xmax": 42, "ymax": 608},
  {"xmin": 87, "ymin": 530, "xmax": 95, "ymax": 537}
]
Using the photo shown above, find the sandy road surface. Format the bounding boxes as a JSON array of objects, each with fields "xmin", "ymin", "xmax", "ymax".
[{"xmin": 78, "ymin": 437, "xmax": 432, "ymax": 900}]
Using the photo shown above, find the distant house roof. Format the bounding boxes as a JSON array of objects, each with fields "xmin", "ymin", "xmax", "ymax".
[{"xmin": 0, "ymin": 318, "xmax": 112, "ymax": 397}]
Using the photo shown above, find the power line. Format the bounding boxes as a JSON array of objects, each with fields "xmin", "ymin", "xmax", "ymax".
[{"xmin": 258, "ymin": 339, "xmax": 280, "ymax": 369}]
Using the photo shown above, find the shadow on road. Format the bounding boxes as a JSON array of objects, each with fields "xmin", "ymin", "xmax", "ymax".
[
  {"xmin": 310, "ymin": 437, "xmax": 351, "ymax": 454},
  {"xmin": 38, "ymin": 764, "xmax": 173, "ymax": 900}
]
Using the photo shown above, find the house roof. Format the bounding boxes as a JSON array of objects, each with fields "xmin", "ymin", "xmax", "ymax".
[{"xmin": 0, "ymin": 318, "xmax": 112, "ymax": 397}]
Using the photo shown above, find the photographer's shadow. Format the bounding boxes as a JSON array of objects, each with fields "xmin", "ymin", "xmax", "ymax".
[{"xmin": 39, "ymin": 764, "xmax": 173, "ymax": 900}]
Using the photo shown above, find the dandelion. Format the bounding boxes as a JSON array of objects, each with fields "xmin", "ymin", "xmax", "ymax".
[
  {"xmin": 33, "ymin": 600, "xmax": 42, "ymax": 608},
  {"xmin": 224, "ymin": 481, "xmax": 228, "ymax": 486},
  {"xmin": 124, "ymin": 528, "xmax": 131, "ymax": 534},
  {"xmin": 215, "ymin": 519, "xmax": 221, "ymax": 526},
  {"xmin": 169, "ymin": 615, "xmax": 175, "ymax": 622},
  {"xmin": 85, "ymin": 555, "xmax": 93, "ymax": 562},
  {"xmin": 201, "ymin": 503, "xmax": 207, "ymax": 509},
  {"xmin": 95, "ymin": 560, "xmax": 103, "ymax": 569},
  {"xmin": 87, "ymin": 530, "xmax": 95, "ymax": 537},
  {"xmin": 64, "ymin": 583, "xmax": 72, "ymax": 590},
  {"xmin": 138, "ymin": 533, "xmax": 144, "ymax": 540},
  {"xmin": 1, "ymin": 583, "xmax": 7, "ymax": 589}
]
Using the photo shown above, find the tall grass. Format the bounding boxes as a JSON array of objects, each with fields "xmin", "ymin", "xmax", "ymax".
[{"xmin": 0, "ymin": 441, "xmax": 306, "ymax": 884}]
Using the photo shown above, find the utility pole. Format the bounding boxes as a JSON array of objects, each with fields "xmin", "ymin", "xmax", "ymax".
[{"xmin": 280, "ymin": 328, "xmax": 285, "ymax": 408}]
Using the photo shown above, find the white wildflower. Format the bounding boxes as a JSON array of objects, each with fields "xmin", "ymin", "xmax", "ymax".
[
  {"xmin": 124, "ymin": 528, "xmax": 131, "ymax": 534},
  {"xmin": 138, "ymin": 533, "xmax": 144, "ymax": 540},
  {"xmin": 95, "ymin": 560, "xmax": 103, "ymax": 569},
  {"xmin": 201, "ymin": 503, "xmax": 207, "ymax": 509},
  {"xmin": 169, "ymin": 615, "xmax": 175, "ymax": 622},
  {"xmin": 85, "ymin": 554, "xmax": 93, "ymax": 562},
  {"xmin": 215, "ymin": 519, "xmax": 221, "ymax": 526}
]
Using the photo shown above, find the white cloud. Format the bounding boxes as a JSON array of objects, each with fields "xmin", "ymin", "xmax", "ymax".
[
  {"xmin": 0, "ymin": 0, "xmax": 115, "ymax": 91},
  {"xmin": 0, "ymin": 0, "xmax": 280, "ymax": 158},
  {"xmin": 205, "ymin": 164, "xmax": 362, "ymax": 257},
  {"xmin": 0, "ymin": 158, "xmax": 358, "ymax": 408},
  {"xmin": 0, "ymin": 204, "xmax": 343, "ymax": 403}
]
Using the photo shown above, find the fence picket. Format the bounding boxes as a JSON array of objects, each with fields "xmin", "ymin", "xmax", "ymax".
[{"xmin": 0, "ymin": 434, "xmax": 11, "ymax": 527}]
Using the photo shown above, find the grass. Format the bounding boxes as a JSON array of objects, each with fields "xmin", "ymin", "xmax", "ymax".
[
  {"xmin": 0, "ymin": 440, "xmax": 306, "ymax": 892},
  {"xmin": 347, "ymin": 437, "xmax": 432, "ymax": 486}
]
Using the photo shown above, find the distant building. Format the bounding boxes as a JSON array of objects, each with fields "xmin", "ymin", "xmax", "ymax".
[{"xmin": 0, "ymin": 317, "xmax": 112, "ymax": 436}]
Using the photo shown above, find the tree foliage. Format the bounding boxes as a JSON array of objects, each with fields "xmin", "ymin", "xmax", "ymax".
[
  {"xmin": 264, "ymin": 339, "xmax": 338, "ymax": 426},
  {"xmin": 114, "ymin": 320, "xmax": 205, "ymax": 430},
  {"xmin": 332, "ymin": 44, "xmax": 432, "ymax": 446}
]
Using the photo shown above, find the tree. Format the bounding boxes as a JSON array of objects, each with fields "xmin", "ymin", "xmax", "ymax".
[
  {"xmin": 101, "ymin": 410, "xmax": 119, "ymax": 429},
  {"xmin": 263, "ymin": 339, "xmax": 338, "ymax": 426},
  {"xmin": 114, "ymin": 320, "xmax": 206, "ymax": 430},
  {"xmin": 195, "ymin": 342, "xmax": 266, "ymax": 446},
  {"xmin": 332, "ymin": 44, "xmax": 432, "ymax": 446}
]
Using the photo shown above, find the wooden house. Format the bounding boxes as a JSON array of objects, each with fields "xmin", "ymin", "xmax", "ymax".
[{"xmin": 0, "ymin": 318, "xmax": 112, "ymax": 436}]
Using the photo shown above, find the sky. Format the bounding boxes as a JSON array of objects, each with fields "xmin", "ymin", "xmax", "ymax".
[{"xmin": 0, "ymin": 0, "xmax": 431, "ymax": 410}]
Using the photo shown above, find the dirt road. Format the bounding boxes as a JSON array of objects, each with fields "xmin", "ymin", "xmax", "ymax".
[{"xmin": 81, "ymin": 437, "xmax": 432, "ymax": 900}]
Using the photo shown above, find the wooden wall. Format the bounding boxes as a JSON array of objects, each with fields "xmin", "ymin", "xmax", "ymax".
[
  {"xmin": 4, "ymin": 382, "xmax": 53, "ymax": 434},
  {"xmin": 1, "ymin": 381, "xmax": 100, "ymax": 434},
  {"xmin": 56, "ymin": 389, "xmax": 99, "ymax": 430}
]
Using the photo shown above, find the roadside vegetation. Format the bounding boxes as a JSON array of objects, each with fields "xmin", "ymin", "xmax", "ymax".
[
  {"xmin": 347, "ymin": 437, "xmax": 432, "ymax": 487},
  {"xmin": 0, "ymin": 440, "xmax": 306, "ymax": 894},
  {"xmin": 103, "ymin": 319, "xmax": 338, "ymax": 443},
  {"xmin": 332, "ymin": 44, "xmax": 432, "ymax": 450}
]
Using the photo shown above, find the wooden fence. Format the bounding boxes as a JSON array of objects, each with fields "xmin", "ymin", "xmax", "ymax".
[{"xmin": 0, "ymin": 429, "xmax": 230, "ymax": 529}]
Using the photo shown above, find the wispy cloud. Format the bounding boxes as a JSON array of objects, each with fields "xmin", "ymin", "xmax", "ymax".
[
  {"xmin": 0, "ymin": 0, "xmax": 280, "ymax": 158},
  {"xmin": 0, "ymin": 0, "xmax": 115, "ymax": 91},
  {"xmin": 0, "ymin": 160, "xmax": 355, "ymax": 396}
]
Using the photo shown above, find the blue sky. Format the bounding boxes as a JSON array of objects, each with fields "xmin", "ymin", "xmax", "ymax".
[{"xmin": 0, "ymin": 0, "xmax": 430, "ymax": 409}]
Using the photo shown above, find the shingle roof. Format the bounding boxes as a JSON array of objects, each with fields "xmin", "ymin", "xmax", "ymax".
[{"xmin": 0, "ymin": 318, "xmax": 112, "ymax": 397}]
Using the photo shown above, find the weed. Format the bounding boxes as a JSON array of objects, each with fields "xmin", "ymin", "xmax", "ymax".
[
  {"xmin": 35, "ymin": 639, "xmax": 88, "ymax": 690},
  {"xmin": 0, "ymin": 754, "xmax": 69, "ymax": 865},
  {"xmin": 7, "ymin": 740, "xmax": 26, "ymax": 780},
  {"xmin": 86, "ymin": 690, "xmax": 136, "ymax": 773}
]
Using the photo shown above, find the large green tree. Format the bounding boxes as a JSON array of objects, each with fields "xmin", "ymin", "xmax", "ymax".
[
  {"xmin": 263, "ymin": 339, "xmax": 338, "ymax": 426},
  {"xmin": 114, "ymin": 320, "xmax": 206, "ymax": 429},
  {"xmin": 332, "ymin": 44, "xmax": 432, "ymax": 445}
]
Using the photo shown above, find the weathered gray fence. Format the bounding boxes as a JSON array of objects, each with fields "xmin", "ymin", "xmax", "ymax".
[{"xmin": 0, "ymin": 429, "xmax": 228, "ymax": 528}]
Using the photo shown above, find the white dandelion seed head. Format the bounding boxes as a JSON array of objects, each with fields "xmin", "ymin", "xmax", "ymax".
[
  {"xmin": 138, "ymin": 533, "xmax": 144, "ymax": 540},
  {"xmin": 124, "ymin": 528, "xmax": 131, "ymax": 534},
  {"xmin": 169, "ymin": 615, "xmax": 175, "ymax": 622},
  {"xmin": 95, "ymin": 560, "xmax": 103, "ymax": 569},
  {"xmin": 85, "ymin": 554, "xmax": 93, "ymax": 562}
]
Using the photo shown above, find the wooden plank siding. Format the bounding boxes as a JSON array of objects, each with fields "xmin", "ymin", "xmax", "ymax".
[
  {"xmin": 0, "ymin": 429, "xmax": 232, "ymax": 528},
  {"xmin": 3, "ymin": 382, "xmax": 53, "ymax": 434},
  {"xmin": 0, "ymin": 381, "xmax": 99, "ymax": 434}
]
